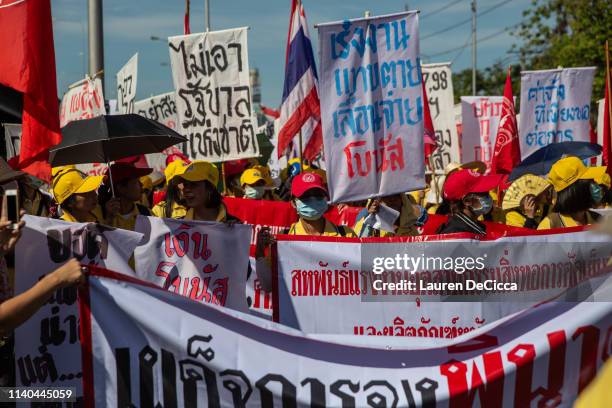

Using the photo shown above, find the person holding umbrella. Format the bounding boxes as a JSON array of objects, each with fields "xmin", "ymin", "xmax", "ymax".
[
  {"xmin": 51, "ymin": 168, "xmax": 105, "ymax": 223},
  {"xmin": 99, "ymin": 162, "xmax": 153, "ymax": 231},
  {"xmin": 537, "ymin": 157, "xmax": 605, "ymax": 229},
  {"xmin": 436, "ymin": 169, "xmax": 504, "ymax": 235},
  {"xmin": 502, "ymin": 174, "xmax": 553, "ymax": 229}
]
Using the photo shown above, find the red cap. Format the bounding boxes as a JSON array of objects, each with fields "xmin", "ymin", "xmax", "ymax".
[
  {"xmin": 291, "ymin": 172, "xmax": 328, "ymax": 198},
  {"xmin": 107, "ymin": 162, "xmax": 152, "ymax": 183},
  {"xmin": 224, "ymin": 159, "xmax": 250, "ymax": 177},
  {"xmin": 443, "ymin": 169, "xmax": 503, "ymax": 200}
]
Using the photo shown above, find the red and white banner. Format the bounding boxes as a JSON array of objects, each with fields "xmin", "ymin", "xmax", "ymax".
[
  {"xmin": 273, "ymin": 229, "xmax": 612, "ymax": 337},
  {"xmin": 59, "ymin": 77, "xmax": 106, "ymax": 128},
  {"xmin": 14, "ymin": 215, "xmax": 143, "ymax": 401},
  {"xmin": 80, "ymin": 266, "xmax": 612, "ymax": 407},
  {"xmin": 134, "ymin": 215, "xmax": 251, "ymax": 313}
]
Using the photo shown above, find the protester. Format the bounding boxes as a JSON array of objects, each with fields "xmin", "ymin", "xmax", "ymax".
[
  {"xmin": 240, "ymin": 168, "xmax": 267, "ymax": 200},
  {"xmin": 99, "ymin": 163, "xmax": 153, "ymax": 230},
  {"xmin": 436, "ymin": 169, "xmax": 503, "ymax": 235},
  {"xmin": 252, "ymin": 164, "xmax": 281, "ymax": 201},
  {"xmin": 51, "ymin": 168, "xmax": 104, "ymax": 223},
  {"xmin": 223, "ymin": 159, "xmax": 250, "ymax": 198},
  {"xmin": 593, "ymin": 172, "xmax": 611, "ymax": 208},
  {"xmin": 435, "ymin": 161, "xmax": 486, "ymax": 215},
  {"xmin": 353, "ymin": 194, "xmax": 419, "ymax": 237},
  {"xmin": 0, "ymin": 258, "xmax": 85, "ymax": 337},
  {"xmin": 174, "ymin": 161, "xmax": 240, "ymax": 222},
  {"xmin": 538, "ymin": 157, "xmax": 605, "ymax": 229},
  {"xmin": 502, "ymin": 174, "xmax": 552, "ymax": 229},
  {"xmin": 151, "ymin": 159, "xmax": 187, "ymax": 219}
]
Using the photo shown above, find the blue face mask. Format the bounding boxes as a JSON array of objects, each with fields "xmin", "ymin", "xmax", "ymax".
[
  {"xmin": 295, "ymin": 197, "xmax": 328, "ymax": 220},
  {"xmin": 472, "ymin": 195, "xmax": 493, "ymax": 216},
  {"xmin": 590, "ymin": 183, "xmax": 603, "ymax": 204}
]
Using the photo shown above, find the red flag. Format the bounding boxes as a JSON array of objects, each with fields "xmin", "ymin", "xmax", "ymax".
[
  {"xmin": 0, "ymin": 0, "xmax": 61, "ymax": 182},
  {"xmin": 491, "ymin": 69, "xmax": 520, "ymax": 174},
  {"xmin": 421, "ymin": 77, "xmax": 437, "ymax": 166},
  {"xmin": 603, "ymin": 70, "xmax": 612, "ymax": 177},
  {"xmin": 184, "ymin": 0, "xmax": 191, "ymax": 35}
]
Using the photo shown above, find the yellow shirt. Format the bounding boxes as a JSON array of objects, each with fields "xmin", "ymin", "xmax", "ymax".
[
  {"xmin": 288, "ymin": 219, "xmax": 356, "ymax": 237},
  {"xmin": 573, "ymin": 359, "xmax": 612, "ymax": 408},
  {"xmin": 151, "ymin": 201, "xmax": 186, "ymax": 219},
  {"xmin": 107, "ymin": 205, "xmax": 141, "ymax": 231},
  {"xmin": 537, "ymin": 212, "xmax": 598, "ymax": 230},
  {"xmin": 60, "ymin": 207, "xmax": 103, "ymax": 223},
  {"xmin": 182, "ymin": 204, "xmax": 229, "ymax": 222}
]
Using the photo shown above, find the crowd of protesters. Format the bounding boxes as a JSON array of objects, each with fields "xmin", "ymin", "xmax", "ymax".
[{"xmin": 0, "ymin": 151, "xmax": 611, "ymax": 386}]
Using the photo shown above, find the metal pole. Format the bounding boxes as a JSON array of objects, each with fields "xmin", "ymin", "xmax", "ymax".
[
  {"xmin": 606, "ymin": 41, "xmax": 612, "ymax": 149},
  {"xmin": 298, "ymin": 130, "xmax": 304, "ymax": 173},
  {"xmin": 205, "ymin": 0, "xmax": 210, "ymax": 31},
  {"xmin": 471, "ymin": 0, "xmax": 477, "ymax": 95},
  {"xmin": 87, "ymin": 0, "xmax": 105, "ymax": 93}
]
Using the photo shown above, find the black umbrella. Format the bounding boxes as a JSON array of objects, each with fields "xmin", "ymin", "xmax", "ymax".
[
  {"xmin": 49, "ymin": 114, "xmax": 186, "ymax": 166},
  {"xmin": 508, "ymin": 141, "xmax": 602, "ymax": 182},
  {"xmin": 49, "ymin": 114, "xmax": 187, "ymax": 195}
]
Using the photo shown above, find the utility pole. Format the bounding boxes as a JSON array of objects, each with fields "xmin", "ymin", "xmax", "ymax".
[
  {"xmin": 87, "ymin": 0, "xmax": 104, "ymax": 91},
  {"xmin": 205, "ymin": 0, "xmax": 210, "ymax": 31},
  {"xmin": 471, "ymin": 0, "xmax": 477, "ymax": 95}
]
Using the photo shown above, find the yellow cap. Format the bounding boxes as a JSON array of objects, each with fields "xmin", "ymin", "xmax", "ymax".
[
  {"xmin": 594, "ymin": 172, "xmax": 611, "ymax": 188},
  {"xmin": 240, "ymin": 168, "xmax": 265, "ymax": 186},
  {"xmin": 548, "ymin": 156, "xmax": 607, "ymax": 192},
  {"xmin": 140, "ymin": 175, "xmax": 153, "ymax": 191},
  {"xmin": 176, "ymin": 161, "xmax": 219, "ymax": 186},
  {"xmin": 52, "ymin": 169, "xmax": 104, "ymax": 204},
  {"xmin": 252, "ymin": 165, "xmax": 273, "ymax": 186},
  {"xmin": 164, "ymin": 159, "xmax": 187, "ymax": 185},
  {"xmin": 52, "ymin": 165, "xmax": 76, "ymax": 179}
]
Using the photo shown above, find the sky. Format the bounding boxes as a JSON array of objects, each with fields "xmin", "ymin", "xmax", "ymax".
[{"xmin": 51, "ymin": 0, "xmax": 531, "ymax": 107}]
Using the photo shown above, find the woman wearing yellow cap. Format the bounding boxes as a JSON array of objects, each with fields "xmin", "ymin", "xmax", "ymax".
[
  {"xmin": 537, "ymin": 157, "xmax": 605, "ymax": 229},
  {"xmin": 593, "ymin": 172, "xmax": 611, "ymax": 209},
  {"xmin": 240, "ymin": 168, "xmax": 267, "ymax": 200},
  {"xmin": 52, "ymin": 168, "xmax": 104, "ymax": 223},
  {"xmin": 151, "ymin": 159, "xmax": 187, "ymax": 219},
  {"xmin": 502, "ymin": 174, "xmax": 552, "ymax": 229},
  {"xmin": 174, "ymin": 161, "xmax": 240, "ymax": 222}
]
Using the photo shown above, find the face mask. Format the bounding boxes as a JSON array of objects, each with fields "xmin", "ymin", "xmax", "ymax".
[
  {"xmin": 244, "ymin": 185, "xmax": 265, "ymax": 199},
  {"xmin": 471, "ymin": 195, "xmax": 493, "ymax": 216},
  {"xmin": 295, "ymin": 197, "xmax": 328, "ymax": 220},
  {"xmin": 590, "ymin": 183, "xmax": 603, "ymax": 204}
]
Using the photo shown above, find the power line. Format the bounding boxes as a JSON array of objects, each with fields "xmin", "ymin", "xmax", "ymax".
[
  {"xmin": 424, "ymin": 23, "xmax": 520, "ymax": 59},
  {"xmin": 421, "ymin": 0, "xmax": 514, "ymax": 40},
  {"xmin": 421, "ymin": 0, "xmax": 464, "ymax": 19}
]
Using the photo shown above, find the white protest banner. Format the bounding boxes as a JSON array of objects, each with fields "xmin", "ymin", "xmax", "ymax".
[
  {"xmin": 422, "ymin": 63, "xmax": 460, "ymax": 172},
  {"xmin": 519, "ymin": 67, "xmax": 596, "ymax": 159},
  {"xmin": 82, "ymin": 265, "xmax": 612, "ymax": 407},
  {"xmin": 134, "ymin": 215, "xmax": 251, "ymax": 313},
  {"xmin": 134, "ymin": 92, "xmax": 183, "ymax": 171},
  {"xmin": 116, "ymin": 53, "xmax": 138, "ymax": 114},
  {"xmin": 460, "ymin": 96, "xmax": 504, "ymax": 169},
  {"xmin": 168, "ymin": 28, "xmax": 260, "ymax": 162},
  {"xmin": 14, "ymin": 216, "xmax": 143, "ymax": 401},
  {"xmin": 318, "ymin": 11, "xmax": 425, "ymax": 203},
  {"xmin": 274, "ymin": 229, "xmax": 611, "ymax": 337},
  {"xmin": 59, "ymin": 77, "xmax": 106, "ymax": 128},
  {"xmin": 3, "ymin": 123, "xmax": 21, "ymax": 161},
  {"xmin": 596, "ymin": 98, "xmax": 604, "ymax": 165}
]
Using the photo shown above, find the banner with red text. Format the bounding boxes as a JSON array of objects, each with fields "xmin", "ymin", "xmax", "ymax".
[
  {"xmin": 59, "ymin": 77, "xmax": 106, "ymax": 128},
  {"xmin": 82, "ymin": 266, "xmax": 612, "ymax": 407},
  {"xmin": 14, "ymin": 216, "xmax": 143, "ymax": 403},
  {"xmin": 133, "ymin": 215, "xmax": 251, "ymax": 313},
  {"xmin": 274, "ymin": 229, "xmax": 611, "ymax": 338},
  {"xmin": 318, "ymin": 12, "xmax": 425, "ymax": 203},
  {"xmin": 460, "ymin": 96, "xmax": 503, "ymax": 169}
]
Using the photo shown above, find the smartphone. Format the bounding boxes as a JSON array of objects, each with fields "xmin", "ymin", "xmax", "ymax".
[{"xmin": 4, "ymin": 189, "xmax": 19, "ymax": 228}]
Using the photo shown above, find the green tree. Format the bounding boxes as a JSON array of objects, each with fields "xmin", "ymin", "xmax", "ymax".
[
  {"xmin": 512, "ymin": 0, "xmax": 612, "ymax": 102},
  {"xmin": 453, "ymin": 63, "xmax": 521, "ymax": 104}
]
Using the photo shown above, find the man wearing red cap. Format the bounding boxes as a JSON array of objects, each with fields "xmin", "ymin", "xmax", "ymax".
[
  {"xmin": 436, "ymin": 169, "xmax": 503, "ymax": 235},
  {"xmin": 255, "ymin": 172, "xmax": 355, "ymax": 291},
  {"xmin": 101, "ymin": 163, "xmax": 153, "ymax": 231}
]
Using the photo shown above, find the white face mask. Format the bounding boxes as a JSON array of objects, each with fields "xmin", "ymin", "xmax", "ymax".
[{"xmin": 244, "ymin": 185, "xmax": 265, "ymax": 199}]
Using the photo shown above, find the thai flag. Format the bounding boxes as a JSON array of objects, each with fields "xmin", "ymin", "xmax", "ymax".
[{"xmin": 277, "ymin": 0, "xmax": 322, "ymax": 161}]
